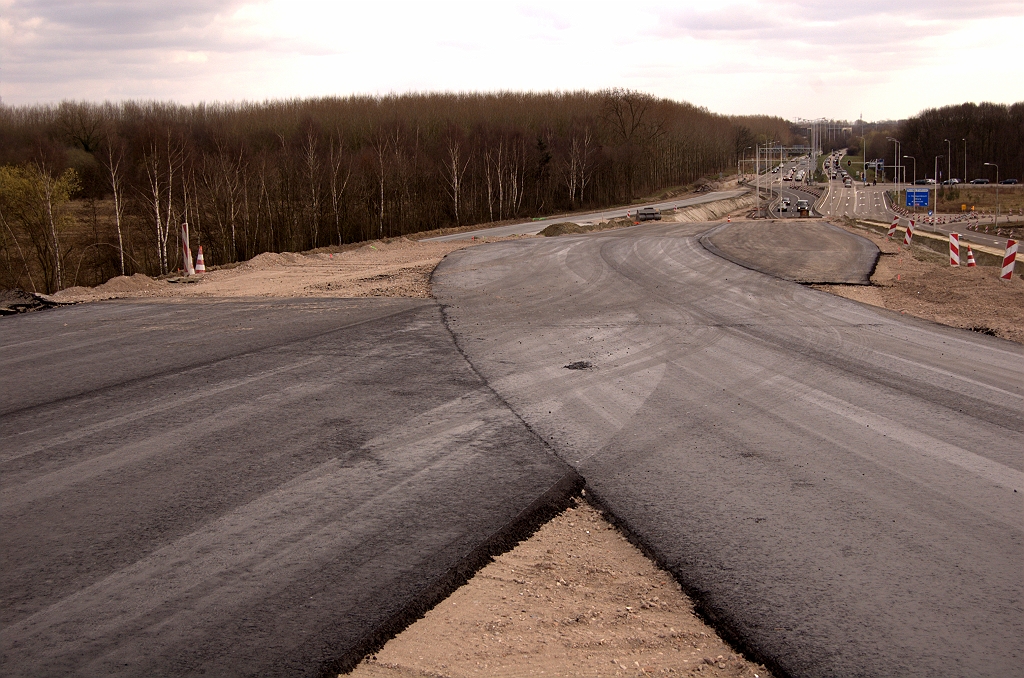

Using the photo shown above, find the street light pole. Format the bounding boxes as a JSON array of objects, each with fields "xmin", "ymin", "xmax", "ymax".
[
  {"xmin": 887, "ymin": 136, "xmax": 900, "ymax": 203},
  {"xmin": 984, "ymin": 162, "xmax": 999, "ymax": 225},
  {"xmin": 934, "ymin": 155, "xmax": 943, "ymax": 215},
  {"xmin": 904, "ymin": 155, "xmax": 917, "ymax": 214}
]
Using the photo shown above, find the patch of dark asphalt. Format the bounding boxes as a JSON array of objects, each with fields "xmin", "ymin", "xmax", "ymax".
[
  {"xmin": 700, "ymin": 219, "xmax": 879, "ymax": 285},
  {"xmin": 0, "ymin": 298, "xmax": 580, "ymax": 678},
  {"xmin": 0, "ymin": 288, "xmax": 65, "ymax": 315}
]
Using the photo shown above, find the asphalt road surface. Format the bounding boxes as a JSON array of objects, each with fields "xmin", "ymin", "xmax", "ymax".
[
  {"xmin": 434, "ymin": 222, "xmax": 1024, "ymax": 678},
  {"xmin": 820, "ymin": 181, "xmax": 1011, "ymax": 251},
  {"xmin": 770, "ymin": 185, "xmax": 821, "ymax": 219},
  {"xmin": 0, "ymin": 298, "xmax": 578, "ymax": 677},
  {"xmin": 426, "ymin": 190, "xmax": 747, "ymax": 241},
  {"xmin": 703, "ymin": 219, "xmax": 879, "ymax": 284}
]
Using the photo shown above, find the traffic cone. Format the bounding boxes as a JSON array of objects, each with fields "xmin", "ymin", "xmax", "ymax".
[
  {"xmin": 966, "ymin": 245, "xmax": 977, "ymax": 267},
  {"xmin": 195, "ymin": 246, "xmax": 206, "ymax": 273}
]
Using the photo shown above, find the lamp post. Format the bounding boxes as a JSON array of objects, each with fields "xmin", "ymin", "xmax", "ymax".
[
  {"xmin": 904, "ymin": 155, "xmax": 917, "ymax": 213},
  {"xmin": 984, "ymin": 162, "xmax": 999, "ymax": 225},
  {"xmin": 934, "ymin": 155, "xmax": 943, "ymax": 216},
  {"xmin": 887, "ymin": 137, "xmax": 900, "ymax": 206}
]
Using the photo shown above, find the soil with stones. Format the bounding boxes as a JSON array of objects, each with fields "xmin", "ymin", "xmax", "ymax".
[{"xmin": 819, "ymin": 220, "xmax": 1024, "ymax": 344}]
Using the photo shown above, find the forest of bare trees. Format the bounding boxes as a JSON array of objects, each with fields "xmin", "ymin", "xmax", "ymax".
[{"xmin": 0, "ymin": 91, "xmax": 792, "ymax": 293}]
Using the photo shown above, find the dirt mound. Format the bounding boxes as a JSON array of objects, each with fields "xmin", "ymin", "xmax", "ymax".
[
  {"xmin": 51, "ymin": 274, "xmax": 167, "ymax": 303},
  {"xmin": 237, "ymin": 251, "xmax": 306, "ymax": 271}
]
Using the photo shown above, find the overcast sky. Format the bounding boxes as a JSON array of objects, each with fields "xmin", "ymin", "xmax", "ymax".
[{"xmin": 2, "ymin": 0, "xmax": 1022, "ymax": 120}]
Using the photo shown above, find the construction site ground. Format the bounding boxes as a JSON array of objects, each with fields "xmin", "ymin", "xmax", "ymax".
[{"xmin": 25, "ymin": 207, "xmax": 1021, "ymax": 678}]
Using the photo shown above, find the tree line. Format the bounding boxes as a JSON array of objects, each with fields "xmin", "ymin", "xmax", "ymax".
[
  {"xmin": 835, "ymin": 102, "xmax": 1022, "ymax": 185},
  {"xmin": 0, "ymin": 91, "xmax": 792, "ymax": 293}
]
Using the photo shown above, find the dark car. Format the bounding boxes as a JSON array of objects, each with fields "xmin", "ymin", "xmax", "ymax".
[
  {"xmin": 999, "ymin": 178, "xmax": 1019, "ymax": 185},
  {"xmin": 970, "ymin": 178, "xmax": 990, "ymax": 184}
]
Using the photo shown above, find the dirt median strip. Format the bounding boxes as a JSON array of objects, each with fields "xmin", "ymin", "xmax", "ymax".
[{"xmin": 350, "ymin": 498, "xmax": 771, "ymax": 678}]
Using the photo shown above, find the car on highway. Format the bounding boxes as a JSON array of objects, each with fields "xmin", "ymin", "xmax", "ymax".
[
  {"xmin": 780, "ymin": 198, "xmax": 790, "ymax": 212},
  {"xmin": 970, "ymin": 178, "xmax": 990, "ymax": 184},
  {"xmin": 942, "ymin": 179, "xmax": 960, "ymax": 185},
  {"xmin": 844, "ymin": 177, "xmax": 852, "ymax": 187},
  {"xmin": 999, "ymin": 178, "xmax": 1018, "ymax": 184},
  {"xmin": 795, "ymin": 199, "xmax": 810, "ymax": 214},
  {"xmin": 915, "ymin": 179, "xmax": 936, "ymax": 185}
]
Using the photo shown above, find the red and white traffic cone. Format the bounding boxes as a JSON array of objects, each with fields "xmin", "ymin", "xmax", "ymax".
[
  {"xmin": 949, "ymin": 233, "xmax": 960, "ymax": 266},
  {"xmin": 887, "ymin": 216, "xmax": 899, "ymax": 239},
  {"xmin": 903, "ymin": 219, "xmax": 915, "ymax": 246},
  {"xmin": 1001, "ymin": 239, "xmax": 1018, "ymax": 280},
  {"xmin": 966, "ymin": 245, "xmax": 977, "ymax": 267},
  {"xmin": 195, "ymin": 246, "xmax": 206, "ymax": 273}
]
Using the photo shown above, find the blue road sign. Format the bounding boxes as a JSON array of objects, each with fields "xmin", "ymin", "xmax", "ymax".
[{"xmin": 906, "ymin": 189, "xmax": 930, "ymax": 207}]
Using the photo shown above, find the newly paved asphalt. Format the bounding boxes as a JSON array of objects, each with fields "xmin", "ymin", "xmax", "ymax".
[
  {"xmin": 425, "ymin": 190, "xmax": 747, "ymax": 241},
  {"xmin": 433, "ymin": 222, "xmax": 1024, "ymax": 678},
  {"xmin": 0, "ymin": 298, "xmax": 579, "ymax": 677},
  {"xmin": 703, "ymin": 219, "xmax": 879, "ymax": 284}
]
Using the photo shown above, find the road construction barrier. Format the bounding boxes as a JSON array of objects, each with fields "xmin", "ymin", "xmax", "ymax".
[
  {"xmin": 949, "ymin": 233, "xmax": 960, "ymax": 266},
  {"xmin": 887, "ymin": 217, "xmax": 899, "ymax": 239},
  {"xmin": 181, "ymin": 222, "xmax": 195, "ymax": 276},
  {"xmin": 1002, "ymin": 240, "xmax": 1018, "ymax": 280},
  {"xmin": 903, "ymin": 219, "xmax": 916, "ymax": 246},
  {"xmin": 195, "ymin": 246, "xmax": 206, "ymax": 273},
  {"xmin": 966, "ymin": 245, "xmax": 977, "ymax": 267}
]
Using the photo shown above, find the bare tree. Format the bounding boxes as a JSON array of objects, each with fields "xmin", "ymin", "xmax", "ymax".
[
  {"xmin": 441, "ymin": 136, "xmax": 469, "ymax": 225},
  {"xmin": 328, "ymin": 135, "xmax": 352, "ymax": 243},
  {"xmin": 103, "ymin": 136, "xmax": 128, "ymax": 275}
]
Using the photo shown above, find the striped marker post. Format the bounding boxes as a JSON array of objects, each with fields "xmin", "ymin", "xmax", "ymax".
[
  {"xmin": 887, "ymin": 216, "xmax": 899, "ymax": 239},
  {"xmin": 180, "ymin": 222, "xmax": 195, "ymax": 276},
  {"xmin": 966, "ymin": 246, "xmax": 977, "ymax": 267},
  {"xmin": 1001, "ymin": 239, "xmax": 1018, "ymax": 280},
  {"xmin": 949, "ymin": 233, "xmax": 960, "ymax": 266},
  {"xmin": 903, "ymin": 219, "xmax": 915, "ymax": 246}
]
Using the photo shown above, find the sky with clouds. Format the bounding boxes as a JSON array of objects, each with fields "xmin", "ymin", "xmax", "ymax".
[{"xmin": 2, "ymin": 0, "xmax": 1022, "ymax": 120}]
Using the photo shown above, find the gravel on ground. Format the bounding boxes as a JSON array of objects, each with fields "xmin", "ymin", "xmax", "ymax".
[{"xmin": 820, "ymin": 219, "xmax": 1024, "ymax": 344}]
